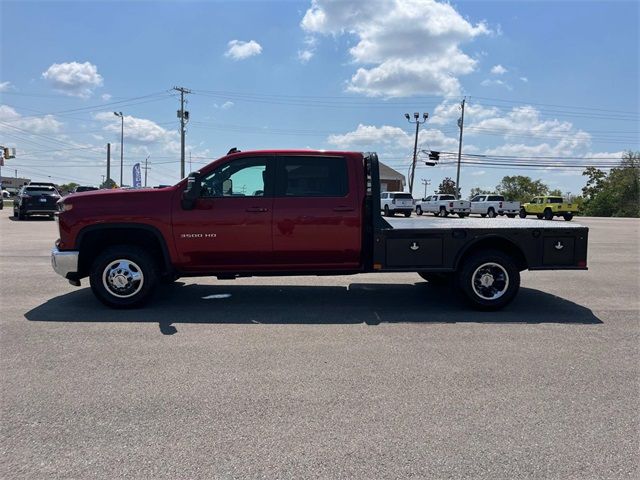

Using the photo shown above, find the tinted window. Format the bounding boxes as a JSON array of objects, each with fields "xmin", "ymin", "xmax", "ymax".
[
  {"xmin": 440, "ymin": 195, "xmax": 455, "ymax": 200},
  {"xmin": 200, "ymin": 157, "xmax": 269, "ymax": 197},
  {"xmin": 25, "ymin": 186, "xmax": 58, "ymax": 195},
  {"xmin": 277, "ymin": 156, "xmax": 348, "ymax": 197},
  {"xmin": 392, "ymin": 193, "xmax": 413, "ymax": 200},
  {"xmin": 488, "ymin": 195, "xmax": 503, "ymax": 201},
  {"xmin": 548, "ymin": 197, "xmax": 563, "ymax": 203}
]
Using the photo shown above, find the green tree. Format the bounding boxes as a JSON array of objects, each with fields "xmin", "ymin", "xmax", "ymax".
[
  {"xmin": 100, "ymin": 178, "xmax": 117, "ymax": 189},
  {"xmin": 495, "ymin": 175, "xmax": 549, "ymax": 203},
  {"xmin": 436, "ymin": 177, "xmax": 457, "ymax": 195},
  {"xmin": 582, "ymin": 151, "xmax": 639, "ymax": 217},
  {"xmin": 549, "ymin": 188, "xmax": 563, "ymax": 196},
  {"xmin": 58, "ymin": 182, "xmax": 79, "ymax": 194},
  {"xmin": 581, "ymin": 166, "xmax": 607, "ymax": 200},
  {"xmin": 468, "ymin": 187, "xmax": 491, "ymax": 199}
]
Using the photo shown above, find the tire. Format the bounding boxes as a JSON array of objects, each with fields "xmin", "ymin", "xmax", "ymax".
[
  {"xmin": 563, "ymin": 213, "xmax": 573, "ymax": 221},
  {"xmin": 543, "ymin": 208, "xmax": 553, "ymax": 220},
  {"xmin": 487, "ymin": 208, "xmax": 497, "ymax": 218},
  {"xmin": 404, "ymin": 211, "xmax": 411, "ymax": 217},
  {"xmin": 457, "ymin": 212, "xmax": 468, "ymax": 218},
  {"xmin": 383, "ymin": 205, "xmax": 390, "ymax": 217},
  {"xmin": 518, "ymin": 209, "xmax": 527, "ymax": 219},
  {"xmin": 432, "ymin": 211, "xmax": 439, "ymax": 216},
  {"xmin": 439, "ymin": 207, "xmax": 448, "ymax": 217},
  {"xmin": 455, "ymin": 249, "xmax": 520, "ymax": 311},
  {"xmin": 416, "ymin": 206, "xmax": 423, "ymax": 216},
  {"xmin": 506, "ymin": 214, "xmax": 516, "ymax": 219},
  {"xmin": 419, "ymin": 272, "xmax": 452, "ymax": 286},
  {"xmin": 89, "ymin": 245, "xmax": 159, "ymax": 308},
  {"xmin": 17, "ymin": 207, "xmax": 25, "ymax": 220}
]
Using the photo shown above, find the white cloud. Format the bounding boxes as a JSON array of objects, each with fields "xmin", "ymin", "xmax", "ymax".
[
  {"xmin": 328, "ymin": 124, "xmax": 409, "ymax": 148},
  {"xmin": 0, "ymin": 104, "xmax": 63, "ymax": 134},
  {"xmin": 224, "ymin": 40, "xmax": 262, "ymax": 60},
  {"xmin": 480, "ymin": 78, "xmax": 512, "ymax": 90},
  {"xmin": 520, "ymin": 77, "xmax": 529, "ymax": 83},
  {"xmin": 221, "ymin": 101, "xmax": 234, "ymax": 110},
  {"xmin": 0, "ymin": 81, "xmax": 12, "ymax": 92},
  {"xmin": 94, "ymin": 112, "xmax": 176, "ymax": 144},
  {"xmin": 42, "ymin": 61, "xmax": 103, "ymax": 98},
  {"xmin": 471, "ymin": 170, "xmax": 486, "ymax": 176},
  {"xmin": 101, "ymin": 93, "xmax": 112, "ymax": 101},
  {"xmin": 490, "ymin": 64, "xmax": 507, "ymax": 75},
  {"xmin": 301, "ymin": 0, "xmax": 490, "ymax": 97},
  {"xmin": 430, "ymin": 100, "xmax": 500, "ymax": 125},
  {"xmin": 298, "ymin": 49, "xmax": 314, "ymax": 63}
]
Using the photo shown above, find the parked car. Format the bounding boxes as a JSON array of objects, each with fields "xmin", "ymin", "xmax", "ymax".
[
  {"xmin": 50, "ymin": 149, "xmax": 589, "ymax": 311},
  {"xmin": 13, "ymin": 185, "xmax": 61, "ymax": 220},
  {"xmin": 519, "ymin": 196, "xmax": 576, "ymax": 221},
  {"xmin": 72, "ymin": 186, "xmax": 99, "ymax": 193},
  {"xmin": 380, "ymin": 191, "xmax": 414, "ymax": 217},
  {"xmin": 416, "ymin": 194, "xmax": 471, "ymax": 217},
  {"xmin": 470, "ymin": 194, "xmax": 520, "ymax": 218}
]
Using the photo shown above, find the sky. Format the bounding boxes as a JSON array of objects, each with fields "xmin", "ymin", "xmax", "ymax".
[{"xmin": 1, "ymin": 0, "xmax": 638, "ymax": 197}]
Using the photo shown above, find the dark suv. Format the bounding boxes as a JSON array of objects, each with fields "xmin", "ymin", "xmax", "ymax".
[{"xmin": 13, "ymin": 185, "xmax": 61, "ymax": 220}]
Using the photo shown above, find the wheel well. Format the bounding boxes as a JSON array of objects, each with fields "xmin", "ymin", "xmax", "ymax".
[
  {"xmin": 77, "ymin": 227, "xmax": 170, "ymax": 277},
  {"xmin": 456, "ymin": 237, "xmax": 528, "ymax": 271}
]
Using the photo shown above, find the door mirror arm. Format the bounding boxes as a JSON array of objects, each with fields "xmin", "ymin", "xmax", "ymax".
[{"xmin": 181, "ymin": 171, "xmax": 202, "ymax": 210}]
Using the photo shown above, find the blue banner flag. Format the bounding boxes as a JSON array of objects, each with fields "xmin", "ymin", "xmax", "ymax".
[{"xmin": 132, "ymin": 163, "xmax": 142, "ymax": 188}]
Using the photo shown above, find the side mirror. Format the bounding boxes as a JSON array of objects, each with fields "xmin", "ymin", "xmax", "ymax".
[{"xmin": 181, "ymin": 171, "xmax": 202, "ymax": 210}]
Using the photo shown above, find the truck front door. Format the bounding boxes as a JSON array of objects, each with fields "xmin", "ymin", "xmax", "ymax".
[
  {"xmin": 172, "ymin": 155, "xmax": 274, "ymax": 271},
  {"xmin": 271, "ymin": 154, "xmax": 361, "ymax": 269}
]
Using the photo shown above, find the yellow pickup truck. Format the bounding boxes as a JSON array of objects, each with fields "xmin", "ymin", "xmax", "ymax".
[{"xmin": 519, "ymin": 196, "xmax": 576, "ymax": 221}]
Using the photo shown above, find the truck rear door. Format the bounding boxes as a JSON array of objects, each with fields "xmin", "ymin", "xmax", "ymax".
[{"xmin": 271, "ymin": 154, "xmax": 361, "ymax": 269}]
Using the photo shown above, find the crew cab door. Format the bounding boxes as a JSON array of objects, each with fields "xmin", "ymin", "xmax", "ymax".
[
  {"xmin": 271, "ymin": 154, "xmax": 361, "ymax": 269},
  {"xmin": 172, "ymin": 155, "xmax": 274, "ymax": 270}
]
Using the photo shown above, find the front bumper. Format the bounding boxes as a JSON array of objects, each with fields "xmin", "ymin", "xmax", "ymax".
[{"xmin": 51, "ymin": 247, "xmax": 79, "ymax": 279}]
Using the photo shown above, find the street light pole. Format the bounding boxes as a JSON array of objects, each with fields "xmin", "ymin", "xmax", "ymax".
[
  {"xmin": 404, "ymin": 112, "xmax": 428, "ymax": 196},
  {"xmin": 114, "ymin": 112, "xmax": 124, "ymax": 187}
]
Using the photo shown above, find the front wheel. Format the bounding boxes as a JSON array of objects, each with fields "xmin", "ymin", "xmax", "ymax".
[
  {"xmin": 455, "ymin": 249, "xmax": 520, "ymax": 311},
  {"xmin": 89, "ymin": 245, "xmax": 158, "ymax": 308},
  {"xmin": 563, "ymin": 213, "xmax": 574, "ymax": 221},
  {"xmin": 416, "ymin": 206, "xmax": 423, "ymax": 216}
]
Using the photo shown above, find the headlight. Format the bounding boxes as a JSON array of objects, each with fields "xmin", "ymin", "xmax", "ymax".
[{"xmin": 59, "ymin": 202, "xmax": 73, "ymax": 212}]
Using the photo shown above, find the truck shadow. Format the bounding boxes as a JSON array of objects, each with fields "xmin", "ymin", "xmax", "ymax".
[{"xmin": 25, "ymin": 282, "xmax": 602, "ymax": 334}]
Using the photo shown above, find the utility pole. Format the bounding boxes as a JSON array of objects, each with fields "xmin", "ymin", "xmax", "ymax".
[
  {"xmin": 404, "ymin": 112, "xmax": 428, "ymax": 195},
  {"xmin": 421, "ymin": 178, "xmax": 431, "ymax": 198},
  {"xmin": 455, "ymin": 97, "xmax": 466, "ymax": 199},
  {"xmin": 173, "ymin": 86, "xmax": 191, "ymax": 179},
  {"xmin": 142, "ymin": 156, "xmax": 151, "ymax": 187},
  {"xmin": 114, "ymin": 112, "xmax": 124, "ymax": 186},
  {"xmin": 189, "ymin": 150, "xmax": 192, "ymax": 173},
  {"xmin": 106, "ymin": 143, "xmax": 111, "ymax": 186}
]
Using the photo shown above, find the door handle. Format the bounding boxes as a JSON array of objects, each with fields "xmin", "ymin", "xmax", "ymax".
[
  {"xmin": 333, "ymin": 206, "xmax": 355, "ymax": 212},
  {"xmin": 245, "ymin": 207, "xmax": 268, "ymax": 212}
]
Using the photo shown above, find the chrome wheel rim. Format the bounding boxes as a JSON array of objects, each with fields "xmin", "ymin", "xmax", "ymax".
[
  {"xmin": 471, "ymin": 262, "xmax": 509, "ymax": 300},
  {"xmin": 102, "ymin": 259, "xmax": 144, "ymax": 298}
]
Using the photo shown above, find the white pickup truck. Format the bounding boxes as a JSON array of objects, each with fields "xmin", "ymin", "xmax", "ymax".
[
  {"xmin": 416, "ymin": 194, "xmax": 471, "ymax": 217},
  {"xmin": 470, "ymin": 194, "xmax": 520, "ymax": 218}
]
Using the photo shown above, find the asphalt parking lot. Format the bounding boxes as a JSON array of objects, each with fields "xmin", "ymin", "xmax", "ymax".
[{"xmin": 1, "ymin": 207, "xmax": 638, "ymax": 479}]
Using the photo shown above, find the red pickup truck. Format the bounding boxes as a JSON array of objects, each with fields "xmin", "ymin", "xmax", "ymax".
[{"xmin": 51, "ymin": 150, "xmax": 588, "ymax": 310}]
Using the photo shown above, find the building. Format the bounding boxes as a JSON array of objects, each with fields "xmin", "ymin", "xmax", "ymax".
[
  {"xmin": 379, "ymin": 162, "xmax": 405, "ymax": 192},
  {"xmin": 0, "ymin": 176, "xmax": 31, "ymax": 194}
]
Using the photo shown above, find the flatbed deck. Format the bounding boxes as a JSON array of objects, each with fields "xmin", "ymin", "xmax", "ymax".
[{"xmin": 385, "ymin": 216, "xmax": 585, "ymax": 230}]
